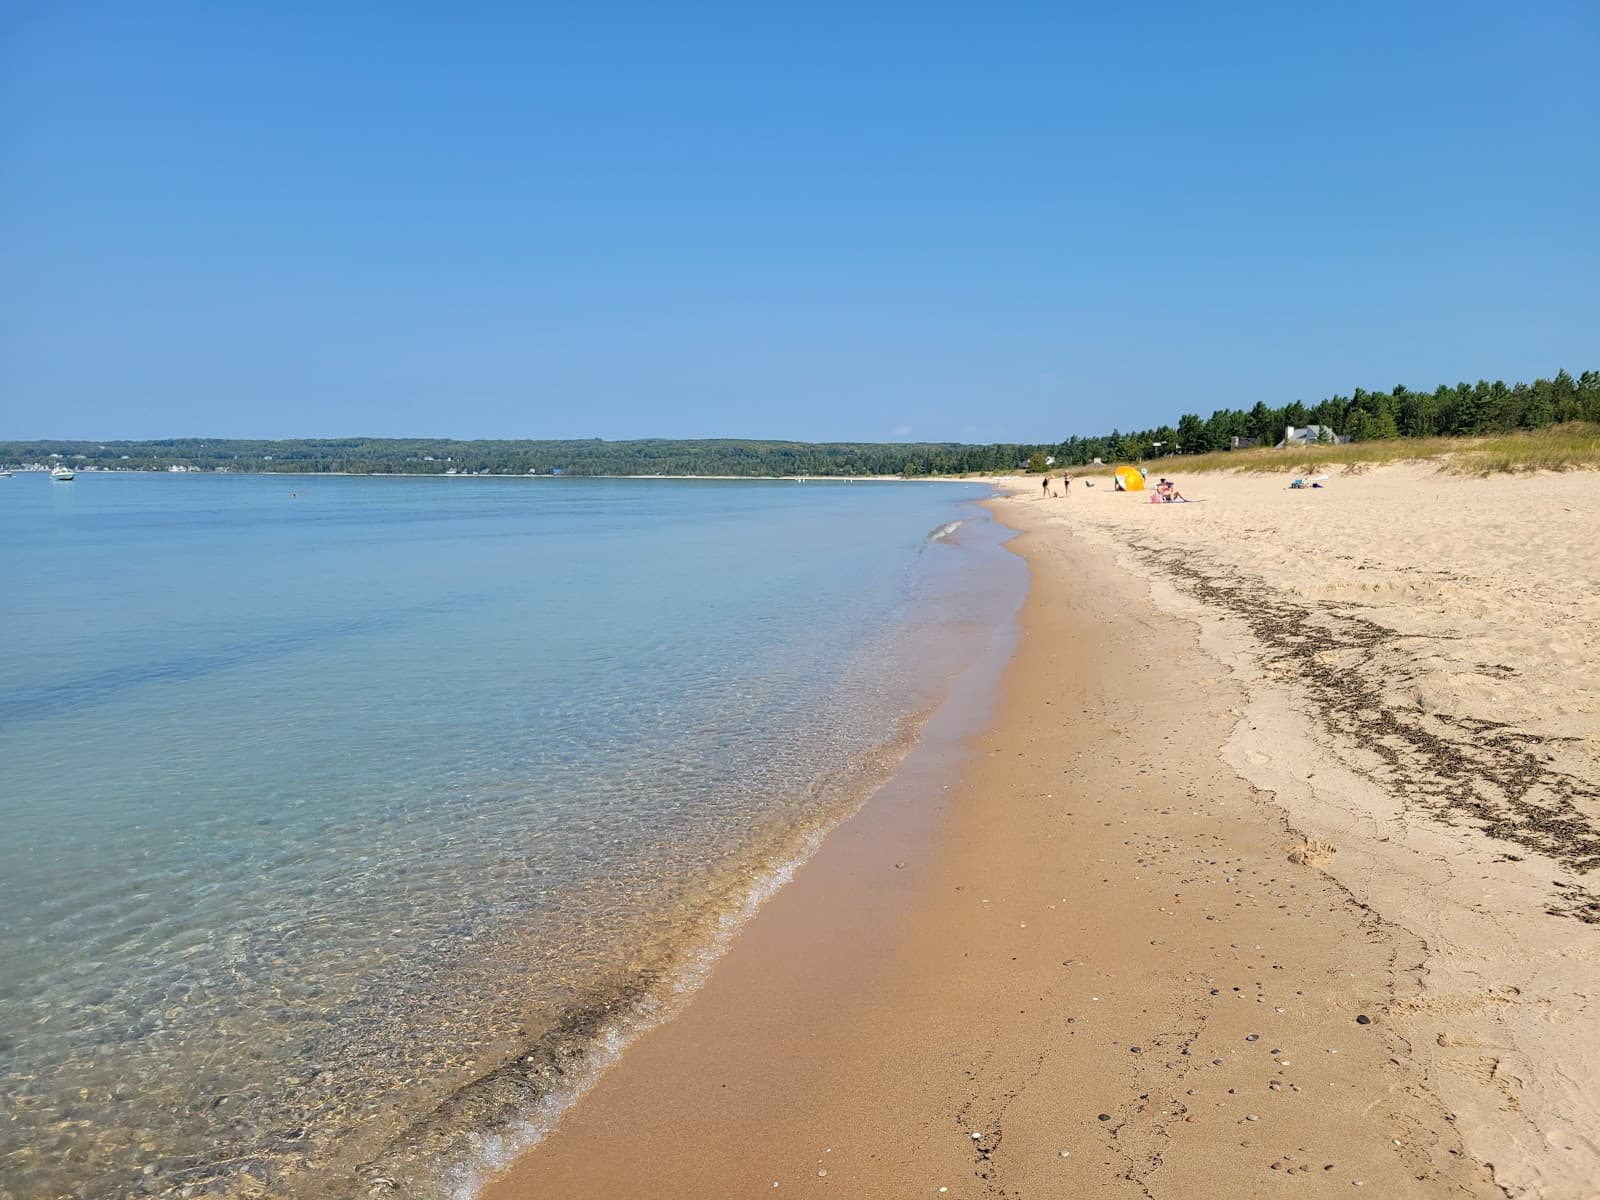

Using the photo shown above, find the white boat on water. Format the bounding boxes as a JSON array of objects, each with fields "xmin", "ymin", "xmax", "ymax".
[{"xmin": 50, "ymin": 466, "xmax": 75, "ymax": 481}]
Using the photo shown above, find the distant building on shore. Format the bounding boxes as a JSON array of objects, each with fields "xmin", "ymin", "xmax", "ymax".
[
  {"xmin": 1229, "ymin": 436, "xmax": 1259, "ymax": 450},
  {"xmin": 1277, "ymin": 424, "xmax": 1350, "ymax": 447}
]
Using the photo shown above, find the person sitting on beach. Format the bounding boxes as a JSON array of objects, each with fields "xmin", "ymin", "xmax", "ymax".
[{"xmin": 1154, "ymin": 479, "xmax": 1188, "ymax": 503}]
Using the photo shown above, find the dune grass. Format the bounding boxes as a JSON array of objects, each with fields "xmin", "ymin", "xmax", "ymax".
[
  {"xmin": 1065, "ymin": 423, "xmax": 1600, "ymax": 479},
  {"xmin": 1442, "ymin": 424, "xmax": 1600, "ymax": 475}
]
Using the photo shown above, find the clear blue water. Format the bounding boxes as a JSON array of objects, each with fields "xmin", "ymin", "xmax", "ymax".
[{"xmin": 0, "ymin": 472, "xmax": 1022, "ymax": 1199}]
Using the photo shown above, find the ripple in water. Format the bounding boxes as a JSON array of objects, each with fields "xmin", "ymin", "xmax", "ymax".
[{"xmin": 0, "ymin": 475, "xmax": 1023, "ymax": 1198}]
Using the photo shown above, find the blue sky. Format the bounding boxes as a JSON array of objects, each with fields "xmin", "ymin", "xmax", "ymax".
[{"xmin": 3, "ymin": 1, "xmax": 1596, "ymax": 442}]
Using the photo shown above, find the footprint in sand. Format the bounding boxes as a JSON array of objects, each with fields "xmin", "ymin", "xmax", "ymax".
[{"xmin": 1287, "ymin": 840, "xmax": 1336, "ymax": 866}]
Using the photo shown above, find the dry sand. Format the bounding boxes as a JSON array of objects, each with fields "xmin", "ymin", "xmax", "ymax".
[
  {"xmin": 1014, "ymin": 464, "xmax": 1600, "ymax": 1197},
  {"xmin": 476, "ymin": 464, "xmax": 1599, "ymax": 1199}
]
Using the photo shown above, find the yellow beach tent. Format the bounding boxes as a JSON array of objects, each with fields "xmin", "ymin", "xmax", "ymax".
[{"xmin": 1113, "ymin": 466, "xmax": 1145, "ymax": 492}]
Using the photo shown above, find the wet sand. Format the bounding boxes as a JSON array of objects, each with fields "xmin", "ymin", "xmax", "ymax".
[{"xmin": 479, "ymin": 495, "xmax": 1511, "ymax": 1199}]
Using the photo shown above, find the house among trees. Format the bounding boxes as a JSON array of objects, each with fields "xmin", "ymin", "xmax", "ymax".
[
  {"xmin": 1229, "ymin": 436, "xmax": 1259, "ymax": 450},
  {"xmin": 1277, "ymin": 424, "xmax": 1350, "ymax": 448}
]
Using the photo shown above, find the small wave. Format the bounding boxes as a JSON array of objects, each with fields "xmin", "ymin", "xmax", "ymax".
[
  {"xmin": 925, "ymin": 520, "xmax": 963, "ymax": 544},
  {"xmin": 439, "ymin": 826, "xmax": 834, "ymax": 1200},
  {"xmin": 357, "ymin": 803, "xmax": 871, "ymax": 1200}
]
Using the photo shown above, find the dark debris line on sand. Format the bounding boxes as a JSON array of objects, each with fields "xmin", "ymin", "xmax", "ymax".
[{"xmin": 1122, "ymin": 537, "xmax": 1600, "ymax": 923}]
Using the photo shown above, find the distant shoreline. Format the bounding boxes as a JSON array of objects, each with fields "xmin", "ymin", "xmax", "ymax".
[{"xmin": 4, "ymin": 467, "xmax": 992, "ymax": 482}]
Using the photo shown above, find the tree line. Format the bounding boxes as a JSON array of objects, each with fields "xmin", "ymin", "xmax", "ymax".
[
  {"xmin": 4, "ymin": 369, "xmax": 1594, "ymax": 477},
  {"xmin": 1072, "ymin": 368, "xmax": 1600, "ymax": 467},
  {"xmin": 0, "ymin": 435, "xmax": 1047, "ymax": 477}
]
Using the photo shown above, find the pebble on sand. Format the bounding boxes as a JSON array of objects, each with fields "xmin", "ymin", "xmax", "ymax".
[{"xmin": 1356, "ymin": 1014, "xmax": 1372, "ymax": 1024}]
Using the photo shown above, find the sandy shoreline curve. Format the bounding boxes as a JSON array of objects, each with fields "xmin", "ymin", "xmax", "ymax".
[{"xmin": 476, "ymin": 466, "xmax": 1596, "ymax": 1199}]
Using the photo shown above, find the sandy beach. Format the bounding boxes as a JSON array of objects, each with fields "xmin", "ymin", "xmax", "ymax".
[
  {"xmin": 1020, "ymin": 464, "xmax": 1600, "ymax": 1197},
  {"xmin": 477, "ymin": 464, "xmax": 1597, "ymax": 1200}
]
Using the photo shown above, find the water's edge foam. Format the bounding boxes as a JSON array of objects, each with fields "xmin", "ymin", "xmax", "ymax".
[{"xmin": 440, "ymin": 773, "xmax": 895, "ymax": 1200}]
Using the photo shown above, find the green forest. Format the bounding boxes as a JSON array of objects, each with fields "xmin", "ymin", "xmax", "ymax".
[{"xmin": 5, "ymin": 369, "xmax": 1595, "ymax": 477}]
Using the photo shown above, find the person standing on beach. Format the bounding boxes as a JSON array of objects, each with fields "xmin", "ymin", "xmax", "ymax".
[
  {"xmin": 1042, "ymin": 476, "xmax": 1050, "ymax": 499},
  {"xmin": 1062, "ymin": 472, "xmax": 1071, "ymax": 497}
]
